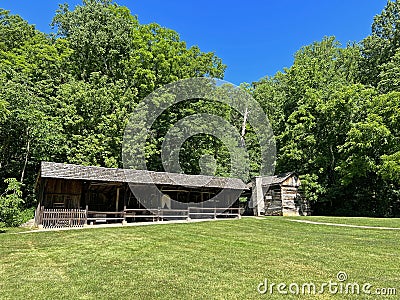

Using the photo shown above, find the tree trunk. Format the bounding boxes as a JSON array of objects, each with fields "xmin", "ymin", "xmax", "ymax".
[
  {"xmin": 241, "ymin": 107, "xmax": 249, "ymax": 147},
  {"xmin": 20, "ymin": 134, "xmax": 31, "ymax": 184}
]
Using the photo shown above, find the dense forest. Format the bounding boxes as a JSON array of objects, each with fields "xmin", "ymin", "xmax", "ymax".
[{"xmin": 0, "ymin": 0, "xmax": 399, "ymax": 226}]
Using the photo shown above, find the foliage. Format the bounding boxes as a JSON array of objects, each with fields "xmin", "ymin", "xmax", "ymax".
[
  {"xmin": 0, "ymin": 178, "xmax": 24, "ymax": 227},
  {"xmin": 0, "ymin": 9, "xmax": 36, "ymax": 51},
  {"xmin": 19, "ymin": 207, "xmax": 35, "ymax": 224},
  {"xmin": 253, "ymin": 33, "xmax": 399, "ymax": 216},
  {"xmin": 359, "ymin": 0, "xmax": 400, "ymax": 87},
  {"xmin": 52, "ymin": 0, "xmax": 138, "ymax": 81},
  {"xmin": 0, "ymin": 1, "xmax": 226, "ymax": 213},
  {"xmin": 380, "ymin": 151, "xmax": 400, "ymax": 184}
]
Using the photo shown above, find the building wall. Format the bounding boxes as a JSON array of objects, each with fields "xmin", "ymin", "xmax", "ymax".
[
  {"xmin": 281, "ymin": 186, "xmax": 299, "ymax": 216},
  {"xmin": 42, "ymin": 178, "xmax": 82, "ymax": 208}
]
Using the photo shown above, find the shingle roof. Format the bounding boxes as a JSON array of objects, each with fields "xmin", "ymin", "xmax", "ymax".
[
  {"xmin": 245, "ymin": 172, "xmax": 297, "ymax": 189},
  {"xmin": 261, "ymin": 172, "xmax": 296, "ymax": 186},
  {"xmin": 40, "ymin": 161, "xmax": 248, "ymax": 190}
]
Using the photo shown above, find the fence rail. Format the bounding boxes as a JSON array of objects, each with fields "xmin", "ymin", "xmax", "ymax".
[
  {"xmin": 124, "ymin": 207, "xmax": 242, "ymax": 221},
  {"xmin": 188, "ymin": 207, "xmax": 242, "ymax": 219},
  {"xmin": 37, "ymin": 206, "xmax": 242, "ymax": 228}
]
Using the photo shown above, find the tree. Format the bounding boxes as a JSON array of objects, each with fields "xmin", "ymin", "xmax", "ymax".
[
  {"xmin": 0, "ymin": 3, "xmax": 226, "ymax": 210},
  {"xmin": 126, "ymin": 23, "xmax": 225, "ymax": 98},
  {"xmin": 52, "ymin": 0, "xmax": 138, "ymax": 81},
  {"xmin": 0, "ymin": 14, "xmax": 71, "ymax": 205},
  {"xmin": 0, "ymin": 9, "xmax": 36, "ymax": 51},
  {"xmin": 360, "ymin": 0, "xmax": 400, "ymax": 88},
  {"xmin": 377, "ymin": 50, "xmax": 400, "ymax": 93},
  {"xmin": 380, "ymin": 152, "xmax": 400, "ymax": 184},
  {"xmin": 52, "ymin": 0, "xmax": 226, "ymax": 173},
  {"xmin": 52, "ymin": 0, "xmax": 225, "ymax": 88},
  {"xmin": 55, "ymin": 73, "xmax": 136, "ymax": 167},
  {"xmin": 253, "ymin": 33, "xmax": 399, "ymax": 216},
  {"xmin": 254, "ymin": 38, "xmax": 365, "ymax": 206}
]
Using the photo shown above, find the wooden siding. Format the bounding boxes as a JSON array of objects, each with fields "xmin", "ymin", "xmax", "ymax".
[{"xmin": 43, "ymin": 178, "xmax": 82, "ymax": 209}]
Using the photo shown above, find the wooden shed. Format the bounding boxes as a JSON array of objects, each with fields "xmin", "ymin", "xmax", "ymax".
[
  {"xmin": 250, "ymin": 172, "xmax": 309, "ymax": 216},
  {"xmin": 35, "ymin": 162, "xmax": 248, "ymax": 228}
]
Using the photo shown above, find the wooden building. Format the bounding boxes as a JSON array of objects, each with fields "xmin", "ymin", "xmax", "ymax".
[
  {"xmin": 35, "ymin": 162, "xmax": 247, "ymax": 228},
  {"xmin": 34, "ymin": 162, "xmax": 308, "ymax": 228},
  {"xmin": 250, "ymin": 172, "xmax": 308, "ymax": 216}
]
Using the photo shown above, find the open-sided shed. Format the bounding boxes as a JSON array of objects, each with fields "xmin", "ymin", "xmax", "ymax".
[{"xmin": 35, "ymin": 162, "xmax": 248, "ymax": 228}]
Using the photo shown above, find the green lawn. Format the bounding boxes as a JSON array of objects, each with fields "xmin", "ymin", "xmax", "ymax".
[{"xmin": 0, "ymin": 217, "xmax": 399, "ymax": 299}]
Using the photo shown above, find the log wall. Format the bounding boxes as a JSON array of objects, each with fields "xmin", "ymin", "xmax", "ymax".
[{"xmin": 281, "ymin": 186, "xmax": 299, "ymax": 216}]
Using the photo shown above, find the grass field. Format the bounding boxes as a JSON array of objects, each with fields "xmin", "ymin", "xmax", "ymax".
[{"xmin": 0, "ymin": 217, "xmax": 399, "ymax": 299}]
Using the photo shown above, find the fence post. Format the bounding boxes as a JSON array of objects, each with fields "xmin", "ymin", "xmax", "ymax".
[
  {"xmin": 34, "ymin": 203, "xmax": 40, "ymax": 227},
  {"xmin": 38, "ymin": 206, "xmax": 44, "ymax": 229},
  {"xmin": 84, "ymin": 205, "xmax": 88, "ymax": 227},
  {"xmin": 214, "ymin": 207, "xmax": 217, "ymax": 220},
  {"xmin": 187, "ymin": 207, "xmax": 191, "ymax": 221},
  {"xmin": 122, "ymin": 205, "xmax": 127, "ymax": 225}
]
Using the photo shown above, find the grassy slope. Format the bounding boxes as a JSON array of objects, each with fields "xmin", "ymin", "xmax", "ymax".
[{"xmin": 0, "ymin": 217, "xmax": 399, "ymax": 299}]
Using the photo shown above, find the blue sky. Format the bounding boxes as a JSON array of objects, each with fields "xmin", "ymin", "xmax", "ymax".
[{"xmin": 1, "ymin": 0, "xmax": 388, "ymax": 85}]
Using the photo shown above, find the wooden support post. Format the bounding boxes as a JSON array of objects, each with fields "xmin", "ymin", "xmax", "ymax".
[
  {"xmin": 38, "ymin": 202, "xmax": 42, "ymax": 225},
  {"xmin": 116, "ymin": 187, "xmax": 120, "ymax": 212},
  {"xmin": 123, "ymin": 185, "xmax": 127, "ymax": 209}
]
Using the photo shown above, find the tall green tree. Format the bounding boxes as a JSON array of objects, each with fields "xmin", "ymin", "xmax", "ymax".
[
  {"xmin": 0, "ymin": 9, "xmax": 36, "ymax": 51},
  {"xmin": 55, "ymin": 73, "xmax": 136, "ymax": 167},
  {"xmin": 254, "ymin": 35, "xmax": 399, "ymax": 216},
  {"xmin": 52, "ymin": 0, "xmax": 225, "ymax": 89},
  {"xmin": 360, "ymin": 0, "xmax": 400, "ymax": 88},
  {"xmin": 52, "ymin": 0, "xmax": 138, "ymax": 81},
  {"xmin": 0, "ymin": 12, "xmax": 70, "ymax": 205},
  {"xmin": 52, "ymin": 0, "xmax": 226, "ymax": 172}
]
